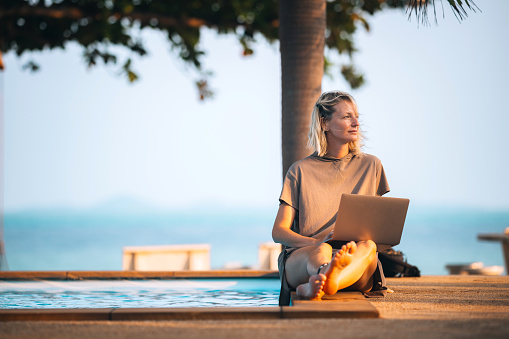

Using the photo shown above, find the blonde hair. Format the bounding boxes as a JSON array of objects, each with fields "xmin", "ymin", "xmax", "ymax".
[{"xmin": 307, "ymin": 91, "xmax": 364, "ymax": 157}]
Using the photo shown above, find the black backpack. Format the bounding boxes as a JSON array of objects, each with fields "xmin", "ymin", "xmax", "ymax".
[{"xmin": 378, "ymin": 248, "xmax": 421, "ymax": 277}]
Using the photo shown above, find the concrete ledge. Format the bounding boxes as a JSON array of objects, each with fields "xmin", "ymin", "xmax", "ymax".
[
  {"xmin": 111, "ymin": 307, "xmax": 282, "ymax": 321},
  {"xmin": 0, "ymin": 303, "xmax": 379, "ymax": 321},
  {"xmin": 171, "ymin": 270, "xmax": 278, "ymax": 279},
  {"xmin": 292, "ymin": 291, "xmax": 367, "ymax": 303},
  {"xmin": 0, "ymin": 271, "xmax": 68, "ymax": 280},
  {"xmin": 282, "ymin": 305, "xmax": 379, "ymax": 318},
  {"xmin": 66, "ymin": 271, "xmax": 175, "ymax": 280},
  {"xmin": 289, "ymin": 291, "xmax": 379, "ymax": 318},
  {"xmin": 0, "ymin": 270, "xmax": 279, "ymax": 281},
  {"xmin": 0, "ymin": 309, "xmax": 113, "ymax": 321}
]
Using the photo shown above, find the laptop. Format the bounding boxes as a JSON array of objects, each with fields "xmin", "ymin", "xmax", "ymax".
[{"xmin": 328, "ymin": 194, "xmax": 410, "ymax": 251}]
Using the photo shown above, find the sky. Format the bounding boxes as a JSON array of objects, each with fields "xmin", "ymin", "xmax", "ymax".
[{"xmin": 2, "ymin": 1, "xmax": 509, "ymax": 213}]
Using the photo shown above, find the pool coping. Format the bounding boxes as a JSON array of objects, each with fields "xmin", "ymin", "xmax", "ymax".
[
  {"xmin": 0, "ymin": 271, "xmax": 379, "ymax": 320},
  {"xmin": 0, "ymin": 270, "xmax": 280, "ymax": 281}
]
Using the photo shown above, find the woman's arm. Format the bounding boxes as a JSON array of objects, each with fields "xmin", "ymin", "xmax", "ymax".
[{"xmin": 272, "ymin": 202, "xmax": 320, "ymax": 248}]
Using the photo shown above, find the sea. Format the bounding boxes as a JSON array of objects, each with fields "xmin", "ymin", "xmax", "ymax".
[{"xmin": 3, "ymin": 204, "xmax": 509, "ymax": 275}]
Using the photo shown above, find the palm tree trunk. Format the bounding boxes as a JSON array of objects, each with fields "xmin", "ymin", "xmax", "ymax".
[{"xmin": 279, "ymin": 0, "xmax": 325, "ymax": 177}]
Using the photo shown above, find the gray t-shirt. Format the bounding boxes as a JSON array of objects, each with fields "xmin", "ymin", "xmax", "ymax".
[{"xmin": 279, "ymin": 152, "xmax": 390, "ymax": 242}]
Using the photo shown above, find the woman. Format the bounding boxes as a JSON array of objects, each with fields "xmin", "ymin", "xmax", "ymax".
[{"xmin": 272, "ymin": 91, "xmax": 390, "ymax": 302}]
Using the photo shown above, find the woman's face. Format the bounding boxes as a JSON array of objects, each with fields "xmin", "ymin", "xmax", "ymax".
[{"xmin": 323, "ymin": 100, "xmax": 359, "ymax": 145}]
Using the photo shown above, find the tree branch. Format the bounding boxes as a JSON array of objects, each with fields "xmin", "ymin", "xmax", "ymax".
[{"xmin": 0, "ymin": 5, "xmax": 244, "ymax": 30}]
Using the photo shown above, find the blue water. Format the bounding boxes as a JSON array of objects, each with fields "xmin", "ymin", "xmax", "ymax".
[
  {"xmin": 3, "ymin": 206, "xmax": 509, "ymax": 275},
  {"xmin": 0, "ymin": 279, "xmax": 280, "ymax": 309}
]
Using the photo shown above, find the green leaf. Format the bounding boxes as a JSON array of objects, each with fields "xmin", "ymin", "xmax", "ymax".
[
  {"xmin": 341, "ymin": 64, "xmax": 364, "ymax": 90},
  {"xmin": 127, "ymin": 70, "xmax": 138, "ymax": 83}
]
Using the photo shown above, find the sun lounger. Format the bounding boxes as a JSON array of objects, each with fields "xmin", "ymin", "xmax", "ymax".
[{"xmin": 122, "ymin": 244, "xmax": 211, "ymax": 271}]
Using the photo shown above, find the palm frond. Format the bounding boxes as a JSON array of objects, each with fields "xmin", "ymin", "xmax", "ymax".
[{"xmin": 406, "ymin": 0, "xmax": 480, "ymax": 25}]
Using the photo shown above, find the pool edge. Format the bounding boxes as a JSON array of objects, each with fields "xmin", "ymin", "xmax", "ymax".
[
  {"xmin": 0, "ymin": 270, "xmax": 280, "ymax": 281},
  {"xmin": 0, "ymin": 303, "xmax": 379, "ymax": 321},
  {"xmin": 0, "ymin": 271, "xmax": 379, "ymax": 320}
]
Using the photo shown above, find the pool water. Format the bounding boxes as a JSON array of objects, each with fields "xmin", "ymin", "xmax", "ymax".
[{"xmin": 0, "ymin": 279, "xmax": 280, "ymax": 309}]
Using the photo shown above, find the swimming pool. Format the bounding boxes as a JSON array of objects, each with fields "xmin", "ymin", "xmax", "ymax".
[{"xmin": 0, "ymin": 279, "xmax": 280, "ymax": 309}]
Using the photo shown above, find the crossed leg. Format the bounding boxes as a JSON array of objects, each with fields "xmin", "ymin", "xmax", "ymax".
[{"xmin": 285, "ymin": 240, "xmax": 378, "ymax": 299}]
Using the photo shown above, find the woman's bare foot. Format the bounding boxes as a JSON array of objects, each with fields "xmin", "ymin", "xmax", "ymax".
[
  {"xmin": 296, "ymin": 274, "xmax": 326, "ymax": 300},
  {"xmin": 322, "ymin": 241, "xmax": 356, "ymax": 295}
]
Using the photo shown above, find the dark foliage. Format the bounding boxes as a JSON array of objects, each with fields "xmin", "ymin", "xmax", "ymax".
[{"xmin": 0, "ymin": 0, "xmax": 477, "ymax": 99}]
